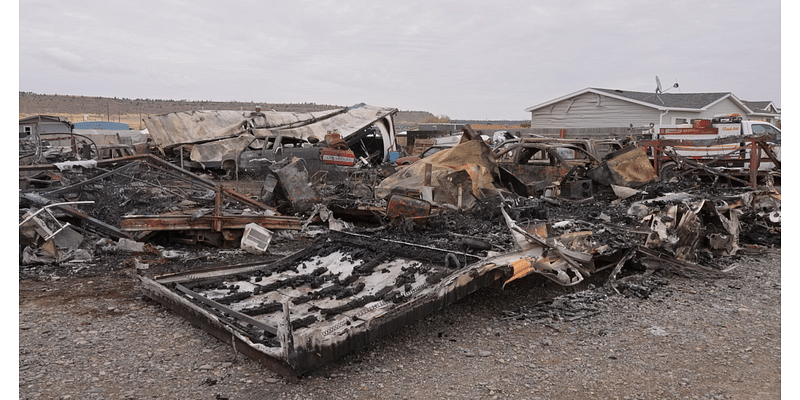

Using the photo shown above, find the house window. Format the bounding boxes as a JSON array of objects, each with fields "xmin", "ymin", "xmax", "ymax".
[{"xmin": 674, "ymin": 118, "xmax": 690, "ymax": 125}]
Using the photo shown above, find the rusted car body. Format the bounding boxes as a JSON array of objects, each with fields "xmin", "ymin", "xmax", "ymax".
[
  {"xmin": 494, "ymin": 137, "xmax": 623, "ymax": 161},
  {"xmin": 494, "ymin": 141, "xmax": 603, "ymax": 195}
]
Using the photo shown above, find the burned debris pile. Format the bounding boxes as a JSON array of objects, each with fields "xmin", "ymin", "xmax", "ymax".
[
  {"xmin": 19, "ymin": 154, "xmax": 301, "ymax": 266},
  {"xmin": 501, "ymin": 290, "xmax": 610, "ymax": 323},
  {"xmin": 19, "ymin": 115, "xmax": 780, "ymax": 378}
]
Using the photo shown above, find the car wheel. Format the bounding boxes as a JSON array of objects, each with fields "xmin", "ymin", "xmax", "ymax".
[{"xmin": 659, "ymin": 161, "xmax": 680, "ymax": 182}]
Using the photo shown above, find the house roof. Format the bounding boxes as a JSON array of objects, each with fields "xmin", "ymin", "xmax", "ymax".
[
  {"xmin": 741, "ymin": 100, "xmax": 778, "ymax": 114},
  {"xmin": 525, "ymin": 88, "xmax": 779, "ymax": 117},
  {"xmin": 19, "ymin": 115, "xmax": 72, "ymax": 124},
  {"xmin": 591, "ymin": 88, "xmax": 732, "ymax": 109}
]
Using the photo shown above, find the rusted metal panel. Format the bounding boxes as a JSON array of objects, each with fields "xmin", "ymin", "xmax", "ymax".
[
  {"xmin": 749, "ymin": 140, "xmax": 759, "ymax": 187},
  {"xmin": 53, "ymin": 204, "xmax": 132, "ymax": 240},
  {"xmin": 386, "ymin": 195, "xmax": 431, "ymax": 222},
  {"xmin": 375, "ymin": 140, "xmax": 502, "ymax": 206},
  {"xmin": 659, "ymin": 127, "xmax": 719, "ymax": 135},
  {"xmin": 588, "ymin": 146, "xmax": 656, "ymax": 188},
  {"xmin": 274, "ymin": 158, "xmax": 321, "ymax": 214},
  {"xmin": 604, "ymin": 146, "xmax": 657, "ymax": 186},
  {"xmin": 320, "ymin": 148, "xmax": 356, "ymax": 166},
  {"xmin": 120, "ymin": 214, "xmax": 301, "ymax": 232}
]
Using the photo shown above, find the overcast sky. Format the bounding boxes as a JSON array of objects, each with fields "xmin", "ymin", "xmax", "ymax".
[{"xmin": 18, "ymin": 0, "xmax": 782, "ymax": 120}]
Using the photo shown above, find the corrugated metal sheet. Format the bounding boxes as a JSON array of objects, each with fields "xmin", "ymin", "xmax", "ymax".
[{"xmin": 144, "ymin": 104, "xmax": 397, "ymax": 150}]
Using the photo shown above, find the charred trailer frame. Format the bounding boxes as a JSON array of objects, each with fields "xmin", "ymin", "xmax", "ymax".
[{"xmin": 139, "ymin": 231, "xmax": 528, "ymax": 378}]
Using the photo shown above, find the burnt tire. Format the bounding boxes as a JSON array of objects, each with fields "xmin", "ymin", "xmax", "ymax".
[{"xmin": 659, "ymin": 162, "xmax": 679, "ymax": 182}]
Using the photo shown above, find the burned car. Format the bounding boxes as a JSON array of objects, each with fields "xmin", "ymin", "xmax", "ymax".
[
  {"xmin": 494, "ymin": 141, "xmax": 603, "ymax": 197},
  {"xmin": 235, "ymin": 124, "xmax": 391, "ymax": 183},
  {"xmin": 493, "ymin": 137, "xmax": 623, "ymax": 161}
]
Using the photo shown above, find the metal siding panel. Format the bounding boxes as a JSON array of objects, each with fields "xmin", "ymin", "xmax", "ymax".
[
  {"xmin": 39, "ymin": 121, "xmax": 72, "ymax": 134},
  {"xmin": 701, "ymin": 98, "xmax": 750, "ymax": 119},
  {"xmin": 531, "ymin": 94, "xmax": 661, "ymax": 129}
]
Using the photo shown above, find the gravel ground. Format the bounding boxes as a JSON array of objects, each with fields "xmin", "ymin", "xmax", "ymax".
[{"xmin": 18, "ymin": 246, "xmax": 781, "ymax": 399}]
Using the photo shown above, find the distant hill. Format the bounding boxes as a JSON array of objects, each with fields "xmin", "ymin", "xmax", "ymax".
[{"xmin": 18, "ymin": 92, "xmax": 436, "ymax": 130}]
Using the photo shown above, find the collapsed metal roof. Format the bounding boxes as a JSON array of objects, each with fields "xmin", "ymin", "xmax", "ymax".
[{"xmin": 144, "ymin": 103, "xmax": 398, "ymax": 150}]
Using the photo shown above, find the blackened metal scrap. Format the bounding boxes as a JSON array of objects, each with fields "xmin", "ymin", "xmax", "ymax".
[
  {"xmin": 603, "ymin": 249, "xmax": 637, "ymax": 294},
  {"xmin": 174, "ymin": 283, "xmax": 278, "ymax": 336},
  {"xmin": 337, "ymin": 231, "xmax": 484, "ymax": 264},
  {"xmin": 42, "ymin": 161, "xmax": 141, "ymax": 196},
  {"xmin": 318, "ymin": 289, "xmax": 389, "ymax": 316},
  {"xmin": 21, "ymin": 155, "xmax": 273, "ymax": 231},
  {"xmin": 635, "ymin": 247, "xmax": 729, "ymax": 276},
  {"xmin": 21, "ymin": 199, "xmax": 132, "ymax": 240},
  {"xmin": 662, "ymin": 148, "xmax": 752, "ymax": 187},
  {"xmin": 290, "ymin": 315, "xmax": 318, "ymax": 330},
  {"xmin": 613, "ymin": 274, "xmax": 669, "ymax": 299},
  {"xmin": 213, "ymin": 290, "xmax": 253, "ymax": 305},
  {"xmin": 136, "ymin": 173, "xmax": 780, "ymax": 379},
  {"xmin": 502, "ymin": 291, "xmax": 609, "ymax": 323},
  {"xmin": 241, "ymin": 302, "xmax": 283, "ymax": 316}
]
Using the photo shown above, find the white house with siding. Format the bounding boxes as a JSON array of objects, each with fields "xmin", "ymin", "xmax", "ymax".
[{"xmin": 524, "ymin": 88, "xmax": 780, "ymax": 132}]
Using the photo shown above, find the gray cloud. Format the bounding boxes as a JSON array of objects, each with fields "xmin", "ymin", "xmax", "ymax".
[
  {"xmin": 19, "ymin": 0, "xmax": 781, "ymax": 119},
  {"xmin": 38, "ymin": 47, "xmax": 87, "ymax": 72}
]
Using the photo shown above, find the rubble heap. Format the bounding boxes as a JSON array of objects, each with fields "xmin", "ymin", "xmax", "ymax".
[{"xmin": 19, "ymin": 124, "xmax": 780, "ymax": 378}]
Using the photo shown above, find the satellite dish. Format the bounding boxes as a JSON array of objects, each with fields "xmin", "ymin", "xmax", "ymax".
[
  {"xmin": 647, "ymin": 76, "xmax": 680, "ymax": 105},
  {"xmin": 656, "ymin": 76, "xmax": 679, "ymax": 94}
]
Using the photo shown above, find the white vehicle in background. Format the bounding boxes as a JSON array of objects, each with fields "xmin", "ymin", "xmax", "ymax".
[{"xmin": 645, "ymin": 114, "xmax": 780, "ymax": 181}]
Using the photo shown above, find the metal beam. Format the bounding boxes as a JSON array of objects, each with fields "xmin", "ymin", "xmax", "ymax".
[
  {"xmin": 120, "ymin": 214, "xmax": 301, "ymax": 232},
  {"xmin": 174, "ymin": 283, "xmax": 278, "ymax": 336}
]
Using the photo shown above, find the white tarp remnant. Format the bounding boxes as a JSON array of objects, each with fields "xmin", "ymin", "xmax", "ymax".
[
  {"xmin": 73, "ymin": 129, "xmax": 148, "ymax": 145},
  {"xmin": 53, "ymin": 160, "xmax": 98, "ymax": 171},
  {"xmin": 188, "ymin": 134, "xmax": 257, "ymax": 165}
]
